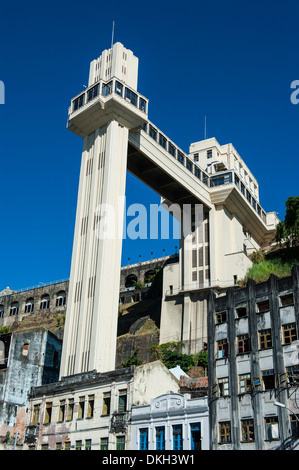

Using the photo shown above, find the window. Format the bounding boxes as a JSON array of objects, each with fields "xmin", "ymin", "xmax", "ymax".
[
  {"xmin": 85, "ymin": 439, "xmax": 92, "ymax": 451},
  {"xmin": 241, "ymin": 419, "xmax": 255, "ymax": 442},
  {"xmin": 177, "ymin": 151, "xmax": 184, "ymax": 165},
  {"xmin": 73, "ymin": 94, "xmax": 84, "ymax": 111},
  {"xmin": 44, "ymin": 403, "xmax": 52, "ymax": 424},
  {"xmin": 239, "ymin": 374, "xmax": 252, "ymax": 394},
  {"xmin": 265, "ymin": 417, "xmax": 279, "ymax": 440},
  {"xmin": 159, "ymin": 133, "xmax": 167, "ymax": 149},
  {"xmin": 282, "ymin": 323, "xmax": 297, "ymax": 344},
  {"xmin": 87, "ymin": 395, "xmax": 94, "ymax": 418},
  {"xmin": 259, "ymin": 329, "xmax": 272, "ymax": 349},
  {"xmin": 139, "ymin": 97, "xmax": 147, "ymax": 113},
  {"xmin": 256, "ymin": 299, "xmax": 270, "ymax": 313},
  {"xmin": 139, "ymin": 428, "xmax": 148, "ymax": 450},
  {"xmin": 216, "ymin": 311, "xmax": 227, "ymax": 324},
  {"xmin": 280, "ymin": 293, "xmax": 294, "ymax": 307},
  {"xmin": 102, "ymin": 81, "xmax": 112, "ymax": 97},
  {"xmin": 124, "ymin": 87, "xmax": 137, "ymax": 106},
  {"xmin": 172, "ymin": 425, "xmax": 183, "ymax": 450},
  {"xmin": 202, "ymin": 172, "xmax": 209, "ymax": 186},
  {"xmin": 56, "ymin": 291, "xmax": 66, "ymax": 307},
  {"xmin": 32, "ymin": 404, "xmax": 40, "ymax": 425},
  {"xmin": 40, "ymin": 295, "xmax": 50, "ymax": 310},
  {"xmin": 156, "ymin": 426, "xmax": 165, "ymax": 450},
  {"xmin": 235, "ymin": 306, "xmax": 247, "ymax": 318},
  {"xmin": 75, "ymin": 440, "xmax": 82, "ymax": 450},
  {"xmin": 22, "ymin": 343, "xmax": 29, "ymax": 356},
  {"xmin": 118, "ymin": 390, "xmax": 127, "ymax": 412},
  {"xmin": 291, "ymin": 415, "xmax": 299, "ymax": 439},
  {"xmin": 58, "ymin": 400, "xmax": 65, "ymax": 422},
  {"xmin": 217, "ymin": 339, "xmax": 229, "ymax": 358},
  {"xmin": 87, "ymin": 84, "xmax": 99, "ymax": 102},
  {"xmin": 10, "ymin": 302, "xmax": 19, "ymax": 316},
  {"xmin": 64, "ymin": 441, "xmax": 71, "ymax": 451},
  {"xmin": 102, "ymin": 392, "xmax": 111, "ymax": 415},
  {"xmin": 168, "ymin": 142, "xmax": 176, "ymax": 157},
  {"xmin": 194, "ymin": 167, "xmax": 201, "ymax": 179},
  {"xmin": 115, "ymin": 81, "xmax": 123, "ymax": 96},
  {"xmin": 286, "ymin": 365, "xmax": 299, "ymax": 385},
  {"xmin": 262, "ymin": 370, "xmax": 275, "ymax": 390},
  {"xmin": 207, "ymin": 149, "xmax": 212, "ymax": 158},
  {"xmin": 67, "ymin": 399, "xmax": 74, "ymax": 421},
  {"xmin": 218, "ymin": 377, "xmax": 229, "ymax": 396},
  {"xmin": 56, "ymin": 442, "xmax": 62, "ymax": 450},
  {"xmin": 78, "ymin": 396, "xmax": 85, "ymax": 419},
  {"xmin": 219, "ymin": 421, "xmax": 231, "ymax": 443},
  {"xmin": 41, "ymin": 444, "xmax": 49, "ymax": 450},
  {"xmin": 100, "ymin": 437, "xmax": 108, "ymax": 450},
  {"xmin": 193, "ymin": 153, "xmax": 199, "ymax": 162},
  {"xmin": 237, "ymin": 334, "xmax": 251, "ymax": 354},
  {"xmin": 190, "ymin": 423, "xmax": 201, "ymax": 450},
  {"xmin": 186, "ymin": 159, "xmax": 193, "ymax": 172},
  {"xmin": 116, "ymin": 436, "xmax": 125, "ymax": 450},
  {"xmin": 149, "ymin": 125, "xmax": 157, "ymax": 141},
  {"xmin": 24, "ymin": 298, "xmax": 34, "ymax": 313},
  {"xmin": 0, "ymin": 304, "xmax": 4, "ymax": 318}
]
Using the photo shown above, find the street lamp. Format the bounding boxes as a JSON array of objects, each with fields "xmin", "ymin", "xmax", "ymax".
[{"xmin": 274, "ymin": 401, "xmax": 299, "ymax": 424}]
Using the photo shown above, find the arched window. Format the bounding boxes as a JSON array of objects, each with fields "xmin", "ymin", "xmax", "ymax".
[
  {"xmin": 0, "ymin": 304, "xmax": 4, "ymax": 318},
  {"xmin": 10, "ymin": 302, "xmax": 19, "ymax": 316},
  {"xmin": 56, "ymin": 291, "xmax": 66, "ymax": 307},
  {"xmin": 24, "ymin": 298, "xmax": 34, "ymax": 313},
  {"xmin": 40, "ymin": 294, "xmax": 50, "ymax": 310},
  {"xmin": 125, "ymin": 274, "xmax": 137, "ymax": 288},
  {"xmin": 144, "ymin": 270, "xmax": 155, "ymax": 284}
]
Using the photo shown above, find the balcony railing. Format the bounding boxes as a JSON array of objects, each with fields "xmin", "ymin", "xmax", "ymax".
[{"xmin": 69, "ymin": 78, "xmax": 148, "ymax": 117}]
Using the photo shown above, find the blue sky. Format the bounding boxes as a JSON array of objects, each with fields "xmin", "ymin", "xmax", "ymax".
[{"xmin": 0, "ymin": 0, "xmax": 298, "ymax": 291}]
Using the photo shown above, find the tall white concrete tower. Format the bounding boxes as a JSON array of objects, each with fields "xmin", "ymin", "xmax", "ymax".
[{"xmin": 59, "ymin": 42, "xmax": 148, "ymax": 378}]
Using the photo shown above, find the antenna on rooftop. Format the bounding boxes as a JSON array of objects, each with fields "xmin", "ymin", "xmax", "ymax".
[
  {"xmin": 111, "ymin": 21, "xmax": 115, "ymax": 50},
  {"xmin": 204, "ymin": 116, "xmax": 207, "ymax": 139}
]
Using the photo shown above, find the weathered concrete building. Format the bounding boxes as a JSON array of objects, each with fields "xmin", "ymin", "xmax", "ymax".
[
  {"xmin": 25, "ymin": 361, "xmax": 179, "ymax": 450},
  {"xmin": 0, "ymin": 328, "xmax": 62, "ymax": 449},
  {"xmin": 207, "ymin": 265, "xmax": 299, "ymax": 450}
]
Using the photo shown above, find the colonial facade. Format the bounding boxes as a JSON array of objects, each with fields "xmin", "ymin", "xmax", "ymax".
[
  {"xmin": 131, "ymin": 392, "xmax": 209, "ymax": 451},
  {"xmin": 25, "ymin": 361, "xmax": 179, "ymax": 450}
]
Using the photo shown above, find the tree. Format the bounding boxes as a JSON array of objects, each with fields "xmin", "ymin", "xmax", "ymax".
[{"xmin": 276, "ymin": 196, "xmax": 299, "ymax": 247}]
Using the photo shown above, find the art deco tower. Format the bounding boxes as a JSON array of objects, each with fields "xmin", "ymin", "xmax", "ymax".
[{"xmin": 59, "ymin": 43, "xmax": 148, "ymax": 377}]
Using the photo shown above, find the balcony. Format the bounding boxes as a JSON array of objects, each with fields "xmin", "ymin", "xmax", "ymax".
[
  {"xmin": 110, "ymin": 412, "xmax": 128, "ymax": 434},
  {"xmin": 67, "ymin": 78, "xmax": 148, "ymax": 137}
]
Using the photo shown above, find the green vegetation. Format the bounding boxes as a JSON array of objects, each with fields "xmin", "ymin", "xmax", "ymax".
[
  {"xmin": 0, "ymin": 326, "xmax": 10, "ymax": 334},
  {"xmin": 122, "ymin": 349, "xmax": 143, "ymax": 367},
  {"xmin": 243, "ymin": 256, "xmax": 297, "ymax": 284},
  {"xmin": 275, "ymin": 196, "xmax": 299, "ymax": 248},
  {"xmin": 150, "ymin": 341, "xmax": 208, "ymax": 373},
  {"xmin": 240, "ymin": 196, "xmax": 299, "ymax": 285}
]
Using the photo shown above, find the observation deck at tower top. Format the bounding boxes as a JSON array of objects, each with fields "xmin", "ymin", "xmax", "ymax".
[{"xmin": 67, "ymin": 74, "xmax": 278, "ymax": 247}]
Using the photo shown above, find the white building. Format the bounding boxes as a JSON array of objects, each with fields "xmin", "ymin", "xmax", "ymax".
[{"xmin": 131, "ymin": 391, "xmax": 209, "ymax": 450}]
